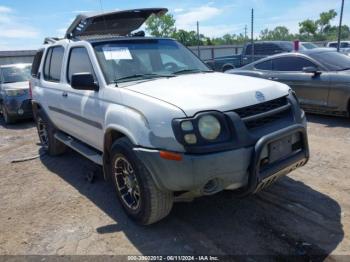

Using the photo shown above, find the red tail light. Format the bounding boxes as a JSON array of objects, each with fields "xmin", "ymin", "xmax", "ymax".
[{"xmin": 29, "ymin": 81, "xmax": 32, "ymax": 99}]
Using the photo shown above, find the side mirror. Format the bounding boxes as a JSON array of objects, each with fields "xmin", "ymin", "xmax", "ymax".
[
  {"xmin": 71, "ymin": 73, "xmax": 99, "ymax": 91},
  {"xmin": 302, "ymin": 66, "xmax": 321, "ymax": 76}
]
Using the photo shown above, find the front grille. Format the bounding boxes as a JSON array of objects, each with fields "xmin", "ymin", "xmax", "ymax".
[
  {"xmin": 234, "ymin": 96, "xmax": 290, "ymax": 130},
  {"xmin": 235, "ymin": 96, "xmax": 288, "ymax": 118}
]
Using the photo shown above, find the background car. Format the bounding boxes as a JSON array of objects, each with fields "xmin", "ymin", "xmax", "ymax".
[
  {"xmin": 326, "ymin": 41, "xmax": 350, "ymax": 56},
  {"xmin": 226, "ymin": 48, "xmax": 350, "ymax": 117},
  {"xmin": 0, "ymin": 63, "xmax": 32, "ymax": 124}
]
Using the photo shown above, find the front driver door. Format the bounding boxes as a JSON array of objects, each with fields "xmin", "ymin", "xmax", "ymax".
[
  {"xmin": 60, "ymin": 46, "xmax": 104, "ymax": 151},
  {"xmin": 267, "ymin": 56, "xmax": 330, "ymax": 110}
]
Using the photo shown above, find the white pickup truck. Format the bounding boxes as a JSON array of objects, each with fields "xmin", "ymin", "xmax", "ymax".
[{"xmin": 30, "ymin": 8, "xmax": 309, "ymax": 225}]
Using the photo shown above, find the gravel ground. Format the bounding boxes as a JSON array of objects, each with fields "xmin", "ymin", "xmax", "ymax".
[{"xmin": 0, "ymin": 114, "xmax": 349, "ymax": 259}]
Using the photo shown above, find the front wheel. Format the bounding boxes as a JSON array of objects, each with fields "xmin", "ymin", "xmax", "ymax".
[{"xmin": 110, "ymin": 137, "xmax": 173, "ymax": 225}]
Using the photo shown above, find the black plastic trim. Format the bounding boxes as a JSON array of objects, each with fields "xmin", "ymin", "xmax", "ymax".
[
  {"xmin": 238, "ymin": 124, "xmax": 309, "ymax": 196},
  {"xmin": 48, "ymin": 106, "xmax": 103, "ymax": 129}
]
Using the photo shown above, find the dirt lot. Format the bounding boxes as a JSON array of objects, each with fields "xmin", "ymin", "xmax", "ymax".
[{"xmin": 0, "ymin": 114, "xmax": 349, "ymax": 258}]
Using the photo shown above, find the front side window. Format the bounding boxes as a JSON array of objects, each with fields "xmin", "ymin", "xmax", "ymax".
[
  {"xmin": 271, "ymin": 57, "xmax": 316, "ymax": 71},
  {"xmin": 67, "ymin": 47, "xmax": 95, "ymax": 83},
  {"xmin": 93, "ymin": 39, "xmax": 209, "ymax": 84},
  {"xmin": 43, "ymin": 46, "xmax": 64, "ymax": 82},
  {"xmin": 1, "ymin": 65, "xmax": 31, "ymax": 83}
]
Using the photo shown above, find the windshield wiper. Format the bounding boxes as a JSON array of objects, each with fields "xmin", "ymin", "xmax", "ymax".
[
  {"xmin": 114, "ymin": 73, "xmax": 175, "ymax": 86},
  {"xmin": 173, "ymin": 69, "xmax": 213, "ymax": 75}
]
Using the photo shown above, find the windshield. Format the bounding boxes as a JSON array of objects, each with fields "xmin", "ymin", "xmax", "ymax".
[
  {"xmin": 93, "ymin": 39, "xmax": 210, "ymax": 84},
  {"xmin": 301, "ymin": 43, "xmax": 318, "ymax": 49},
  {"xmin": 309, "ymin": 51, "xmax": 350, "ymax": 71},
  {"xmin": 1, "ymin": 65, "xmax": 31, "ymax": 83}
]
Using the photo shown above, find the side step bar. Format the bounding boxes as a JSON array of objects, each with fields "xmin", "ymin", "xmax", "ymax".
[{"xmin": 54, "ymin": 132, "xmax": 103, "ymax": 166}]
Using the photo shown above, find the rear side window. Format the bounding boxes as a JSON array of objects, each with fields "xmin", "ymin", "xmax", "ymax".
[
  {"xmin": 43, "ymin": 46, "xmax": 64, "ymax": 82},
  {"xmin": 271, "ymin": 57, "xmax": 316, "ymax": 71},
  {"xmin": 31, "ymin": 49, "xmax": 44, "ymax": 78},
  {"xmin": 67, "ymin": 47, "xmax": 95, "ymax": 83},
  {"xmin": 255, "ymin": 60, "xmax": 272, "ymax": 70}
]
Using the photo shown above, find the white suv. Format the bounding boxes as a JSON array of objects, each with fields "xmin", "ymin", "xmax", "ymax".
[{"xmin": 30, "ymin": 8, "xmax": 309, "ymax": 225}]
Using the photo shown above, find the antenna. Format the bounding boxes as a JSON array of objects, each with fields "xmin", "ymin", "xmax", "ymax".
[
  {"xmin": 98, "ymin": 0, "xmax": 104, "ymax": 11},
  {"xmin": 251, "ymin": 8, "xmax": 254, "ymax": 63}
]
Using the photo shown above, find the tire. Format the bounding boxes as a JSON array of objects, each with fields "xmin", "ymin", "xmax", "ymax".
[
  {"xmin": 35, "ymin": 112, "xmax": 66, "ymax": 156},
  {"xmin": 110, "ymin": 137, "xmax": 173, "ymax": 225},
  {"xmin": 1, "ymin": 104, "xmax": 16, "ymax": 124}
]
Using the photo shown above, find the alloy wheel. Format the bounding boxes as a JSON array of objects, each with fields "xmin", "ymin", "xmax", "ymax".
[
  {"xmin": 114, "ymin": 156, "xmax": 141, "ymax": 211},
  {"xmin": 37, "ymin": 118, "xmax": 49, "ymax": 148}
]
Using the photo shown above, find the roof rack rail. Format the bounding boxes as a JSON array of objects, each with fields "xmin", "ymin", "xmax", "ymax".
[
  {"xmin": 43, "ymin": 37, "xmax": 62, "ymax": 44},
  {"xmin": 65, "ymin": 8, "xmax": 167, "ymax": 40}
]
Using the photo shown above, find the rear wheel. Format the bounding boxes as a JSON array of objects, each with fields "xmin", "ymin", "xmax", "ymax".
[
  {"xmin": 36, "ymin": 113, "xmax": 66, "ymax": 156},
  {"xmin": 1, "ymin": 104, "xmax": 16, "ymax": 124},
  {"xmin": 110, "ymin": 137, "xmax": 173, "ymax": 225}
]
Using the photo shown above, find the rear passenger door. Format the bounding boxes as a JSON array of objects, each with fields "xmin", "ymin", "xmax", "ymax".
[
  {"xmin": 40, "ymin": 45, "xmax": 67, "ymax": 128},
  {"xmin": 267, "ymin": 56, "xmax": 330, "ymax": 109},
  {"xmin": 60, "ymin": 46, "xmax": 103, "ymax": 150}
]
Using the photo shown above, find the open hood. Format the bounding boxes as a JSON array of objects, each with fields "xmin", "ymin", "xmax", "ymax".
[{"xmin": 65, "ymin": 8, "xmax": 168, "ymax": 39}]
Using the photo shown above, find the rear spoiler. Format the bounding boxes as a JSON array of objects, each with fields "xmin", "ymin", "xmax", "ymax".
[{"xmin": 65, "ymin": 8, "xmax": 168, "ymax": 39}]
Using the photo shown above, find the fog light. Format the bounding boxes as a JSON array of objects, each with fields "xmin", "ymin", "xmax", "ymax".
[
  {"xmin": 18, "ymin": 109, "xmax": 24, "ymax": 115},
  {"xmin": 184, "ymin": 134, "xmax": 197, "ymax": 144}
]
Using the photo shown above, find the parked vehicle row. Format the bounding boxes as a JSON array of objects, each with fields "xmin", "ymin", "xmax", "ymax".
[
  {"xmin": 204, "ymin": 41, "xmax": 318, "ymax": 72},
  {"xmin": 227, "ymin": 48, "xmax": 350, "ymax": 117},
  {"xmin": 29, "ymin": 8, "xmax": 309, "ymax": 225}
]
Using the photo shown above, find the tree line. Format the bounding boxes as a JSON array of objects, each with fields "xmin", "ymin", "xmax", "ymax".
[{"xmin": 145, "ymin": 9, "xmax": 350, "ymax": 46}]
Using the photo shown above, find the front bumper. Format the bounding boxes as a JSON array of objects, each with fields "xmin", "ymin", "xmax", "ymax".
[
  {"xmin": 135, "ymin": 124, "xmax": 309, "ymax": 195},
  {"xmin": 3, "ymin": 96, "xmax": 33, "ymax": 119}
]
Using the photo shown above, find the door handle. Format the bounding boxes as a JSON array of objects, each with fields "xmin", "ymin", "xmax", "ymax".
[
  {"xmin": 268, "ymin": 77, "xmax": 279, "ymax": 80},
  {"xmin": 62, "ymin": 92, "xmax": 68, "ymax": 97}
]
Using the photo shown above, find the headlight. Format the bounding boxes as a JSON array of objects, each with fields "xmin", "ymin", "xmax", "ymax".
[
  {"xmin": 198, "ymin": 115, "xmax": 221, "ymax": 140},
  {"xmin": 172, "ymin": 112, "xmax": 230, "ymax": 151},
  {"xmin": 5, "ymin": 89, "xmax": 26, "ymax": 97}
]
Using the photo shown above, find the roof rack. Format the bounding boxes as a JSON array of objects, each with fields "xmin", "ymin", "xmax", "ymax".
[
  {"xmin": 43, "ymin": 37, "xmax": 63, "ymax": 44},
  {"xmin": 65, "ymin": 8, "xmax": 167, "ymax": 40}
]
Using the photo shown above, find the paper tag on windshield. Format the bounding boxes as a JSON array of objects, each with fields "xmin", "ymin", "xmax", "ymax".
[{"xmin": 102, "ymin": 47, "xmax": 132, "ymax": 60}]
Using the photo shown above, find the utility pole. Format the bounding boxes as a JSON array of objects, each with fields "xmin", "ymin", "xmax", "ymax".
[
  {"xmin": 251, "ymin": 9, "xmax": 254, "ymax": 62},
  {"xmin": 197, "ymin": 21, "xmax": 200, "ymax": 57},
  {"xmin": 244, "ymin": 25, "xmax": 247, "ymax": 39},
  {"xmin": 337, "ymin": 0, "xmax": 345, "ymax": 52}
]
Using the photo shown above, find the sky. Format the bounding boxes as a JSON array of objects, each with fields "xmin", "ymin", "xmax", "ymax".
[{"xmin": 0, "ymin": 0, "xmax": 348, "ymax": 50}]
